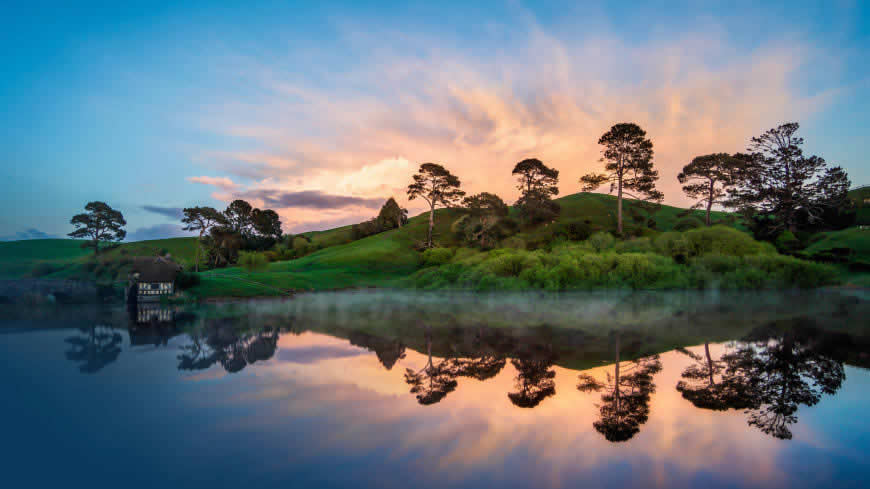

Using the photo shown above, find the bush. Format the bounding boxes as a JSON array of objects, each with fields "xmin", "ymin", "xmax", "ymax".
[
  {"xmin": 588, "ymin": 232, "xmax": 615, "ymax": 252},
  {"xmin": 501, "ymin": 237, "xmax": 526, "ymax": 250},
  {"xmin": 421, "ymin": 247, "xmax": 454, "ymax": 267},
  {"xmin": 775, "ymin": 231, "xmax": 803, "ymax": 254},
  {"xmin": 238, "ymin": 251, "xmax": 269, "ymax": 273},
  {"xmin": 615, "ymin": 237, "xmax": 653, "ymax": 254},
  {"xmin": 673, "ymin": 217, "xmax": 703, "ymax": 232},
  {"xmin": 31, "ymin": 263, "xmax": 61, "ymax": 277},
  {"xmin": 175, "ymin": 270, "xmax": 201, "ymax": 290}
]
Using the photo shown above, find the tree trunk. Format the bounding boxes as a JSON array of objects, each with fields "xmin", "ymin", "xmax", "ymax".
[
  {"xmin": 195, "ymin": 231, "xmax": 203, "ymax": 272},
  {"xmin": 704, "ymin": 342, "xmax": 714, "ymax": 386},
  {"xmin": 613, "ymin": 334, "xmax": 621, "ymax": 411},
  {"xmin": 706, "ymin": 180, "xmax": 714, "ymax": 226},
  {"xmin": 617, "ymin": 171, "xmax": 624, "ymax": 235},
  {"xmin": 427, "ymin": 203, "xmax": 435, "ymax": 248}
]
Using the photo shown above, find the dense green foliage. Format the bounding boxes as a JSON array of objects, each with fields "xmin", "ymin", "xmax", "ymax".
[{"xmin": 407, "ymin": 227, "xmax": 836, "ymax": 291}]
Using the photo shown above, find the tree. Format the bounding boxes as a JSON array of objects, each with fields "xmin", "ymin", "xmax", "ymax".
[
  {"xmin": 722, "ymin": 325, "xmax": 845, "ymax": 440},
  {"xmin": 64, "ymin": 325, "xmax": 123, "ymax": 374},
  {"xmin": 68, "ymin": 202, "xmax": 126, "ymax": 254},
  {"xmin": 460, "ymin": 193, "xmax": 510, "ymax": 248},
  {"xmin": 512, "ymin": 158, "xmax": 560, "ymax": 224},
  {"xmin": 577, "ymin": 334, "xmax": 661, "ymax": 442},
  {"xmin": 252, "ymin": 208, "xmax": 282, "ymax": 239},
  {"xmin": 407, "ymin": 163, "xmax": 465, "ymax": 248},
  {"xmin": 580, "ymin": 123, "xmax": 663, "ymax": 235},
  {"xmin": 675, "ymin": 342, "xmax": 756, "ymax": 411},
  {"xmin": 224, "ymin": 200, "xmax": 254, "ymax": 236},
  {"xmin": 404, "ymin": 330, "xmax": 459, "ymax": 405},
  {"xmin": 181, "ymin": 206, "xmax": 225, "ymax": 272},
  {"xmin": 377, "ymin": 197, "xmax": 408, "ymax": 230},
  {"xmin": 678, "ymin": 153, "xmax": 745, "ymax": 226},
  {"xmin": 728, "ymin": 122, "xmax": 851, "ymax": 233},
  {"xmin": 508, "ymin": 356, "xmax": 556, "ymax": 408}
]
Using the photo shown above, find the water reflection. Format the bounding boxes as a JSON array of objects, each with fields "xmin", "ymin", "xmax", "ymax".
[
  {"xmin": 578, "ymin": 333, "xmax": 661, "ymax": 441},
  {"xmin": 63, "ymin": 325, "xmax": 123, "ymax": 374},
  {"xmin": 178, "ymin": 319, "xmax": 280, "ymax": 373}
]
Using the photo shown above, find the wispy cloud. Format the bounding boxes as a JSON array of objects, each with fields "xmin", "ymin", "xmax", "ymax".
[
  {"xmin": 187, "ymin": 176, "xmax": 239, "ymax": 191},
  {"xmin": 183, "ymin": 22, "xmax": 839, "ymax": 231},
  {"xmin": 126, "ymin": 224, "xmax": 196, "ymax": 242},
  {"xmin": 142, "ymin": 205, "xmax": 184, "ymax": 220},
  {"xmin": 242, "ymin": 190, "xmax": 383, "ymax": 210},
  {"xmin": 0, "ymin": 228, "xmax": 58, "ymax": 241}
]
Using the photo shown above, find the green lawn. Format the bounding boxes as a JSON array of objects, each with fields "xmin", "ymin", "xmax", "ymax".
[{"xmin": 803, "ymin": 227, "xmax": 870, "ymax": 267}]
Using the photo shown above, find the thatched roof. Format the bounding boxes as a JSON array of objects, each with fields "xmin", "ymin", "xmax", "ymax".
[{"xmin": 130, "ymin": 256, "xmax": 181, "ymax": 282}]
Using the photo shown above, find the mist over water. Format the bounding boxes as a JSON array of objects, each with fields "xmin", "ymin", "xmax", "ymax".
[{"xmin": 1, "ymin": 290, "xmax": 868, "ymax": 489}]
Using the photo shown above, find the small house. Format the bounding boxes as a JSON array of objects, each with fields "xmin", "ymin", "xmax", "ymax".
[{"xmin": 127, "ymin": 256, "xmax": 182, "ymax": 303}]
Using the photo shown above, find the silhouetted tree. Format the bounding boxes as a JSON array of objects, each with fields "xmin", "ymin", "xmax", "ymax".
[
  {"xmin": 178, "ymin": 321, "xmax": 279, "ymax": 374},
  {"xmin": 252, "ymin": 208, "xmax": 282, "ymax": 240},
  {"xmin": 68, "ymin": 201, "xmax": 126, "ymax": 254},
  {"xmin": 181, "ymin": 206, "xmax": 225, "ymax": 272},
  {"xmin": 224, "ymin": 200, "xmax": 254, "ymax": 236},
  {"xmin": 722, "ymin": 327, "xmax": 845, "ymax": 440},
  {"xmin": 577, "ymin": 335, "xmax": 661, "ymax": 442},
  {"xmin": 508, "ymin": 354, "xmax": 556, "ymax": 408},
  {"xmin": 404, "ymin": 330, "xmax": 458, "ymax": 405},
  {"xmin": 678, "ymin": 153, "xmax": 745, "ymax": 225},
  {"xmin": 512, "ymin": 158, "xmax": 560, "ymax": 224},
  {"xmin": 727, "ymin": 122, "xmax": 850, "ymax": 233},
  {"xmin": 407, "ymin": 163, "xmax": 465, "ymax": 248},
  {"xmin": 64, "ymin": 325, "xmax": 123, "ymax": 374},
  {"xmin": 349, "ymin": 331, "xmax": 407, "ymax": 370},
  {"xmin": 580, "ymin": 123, "xmax": 663, "ymax": 234},
  {"xmin": 675, "ymin": 342, "xmax": 756, "ymax": 411}
]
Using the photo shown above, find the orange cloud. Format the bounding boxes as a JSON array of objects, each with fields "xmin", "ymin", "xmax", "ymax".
[{"xmin": 189, "ymin": 28, "xmax": 835, "ymax": 232}]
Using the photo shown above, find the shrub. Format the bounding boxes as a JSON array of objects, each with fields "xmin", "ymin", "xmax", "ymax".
[
  {"xmin": 175, "ymin": 270, "xmax": 201, "ymax": 290},
  {"xmin": 775, "ymin": 231, "xmax": 803, "ymax": 254},
  {"xmin": 421, "ymin": 247, "xmax": 454, "ymax": 267},
  {"xmin": 683, "ymin": 226, "xmax": 773, "ymax": 257},
  {"xmin": 673, "ymin": 217, "xmax": 703, "ymax": 232},
  {"xmin": 654, "ymin": 232, "xmax": 691, "ymax": 263},
  {"xmin": 588, "ymin": 232, "xmax": 615, "ymax": 252},
  {"xmin": 31, "ymin": 263, "xmax": 61, "ymax": 277},
  {"xmin": 615, "ymin": 237, "xmax": 653, "ymax": 254},
  {"xmin": 238, "ymin": 251, "xmax": 269, "ymax": 273}
]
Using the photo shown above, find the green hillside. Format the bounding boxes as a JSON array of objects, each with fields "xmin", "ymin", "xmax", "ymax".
[{"xmin": 1, "ymin": 191, "xmax": 866, "ymax": 296}]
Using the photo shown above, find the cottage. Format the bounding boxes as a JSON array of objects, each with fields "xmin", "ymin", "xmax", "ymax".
[{"xmin": 127, "ymin": 256, "xmax": 182, "ymax": 303}]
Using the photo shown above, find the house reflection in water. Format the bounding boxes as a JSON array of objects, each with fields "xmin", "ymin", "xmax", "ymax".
[{"xmin": 135, "ymin": 302, "xmax": 176, "ymax": 324}]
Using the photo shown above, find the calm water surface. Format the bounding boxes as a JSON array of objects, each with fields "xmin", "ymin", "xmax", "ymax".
[{"xmin": 1, "ymin": 290, "xmax": 869, "ymax": 488}]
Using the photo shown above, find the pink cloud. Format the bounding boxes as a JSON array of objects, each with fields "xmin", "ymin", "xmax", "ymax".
[
  {"xmin": 187, "ymin": 176, "xmax": 240, "ymax": 191},
  {"xmin": 185, "ymin": 28, "xmax": 840, "ymax": 231}
]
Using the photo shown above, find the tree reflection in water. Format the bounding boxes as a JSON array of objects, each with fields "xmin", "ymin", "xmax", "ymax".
[
  {"xmin": 177, "ymin": 319, "xmax": 279, "ymax": 374},
  {"xmin": 404, "ymin": 329, "xmax": 459, "ymax": 405},
  {"xmin": 721, "ymin": 323, "xmax": 846, "ymax": 440},
  {"xmin": 508, "ymin": 354, "xmax": 556, "ymax": 408},
  {"xmin": 64, "ymin": 325, "xmax": 123, "ymax": 374},
  {"xmin": 675, "ymin": 342, "xmax": 756, "ymax": 411},
  {"xmin": 578, "ymin": 334, "xmax": 661, "ymax": 442}
]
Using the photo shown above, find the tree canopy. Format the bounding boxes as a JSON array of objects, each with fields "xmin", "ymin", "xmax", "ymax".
[
  {"xmin": 512, "ymin": 158, "xmax": 560, "ymax": 224},
  {"xmin": 678, "ymin": 153, "xmax": 745, "ymax": 225},
  {"xmin": 407, "ymin": 163, "xmax": 465, "ymax": 247},
  {"xmin": 580, "ymin": 123, "xmax": 662, "ymax": 234},
  {"xmin": 68, "ymin": 201, "xmax": 127, "ymax": 254},
  {"xmin": 727, "ymin": 122, "xmax": 851, "ymax": 234}
]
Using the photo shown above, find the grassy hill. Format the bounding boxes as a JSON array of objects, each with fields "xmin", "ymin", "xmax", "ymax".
[{"xmin": 1, "ymin": 191, "xmax": 866, "ymax": 297}]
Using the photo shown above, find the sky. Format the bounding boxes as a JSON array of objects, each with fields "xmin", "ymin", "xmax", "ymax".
[{"xmin": 1, "ymin": 0, "xmax": 868, "ymax": 240}]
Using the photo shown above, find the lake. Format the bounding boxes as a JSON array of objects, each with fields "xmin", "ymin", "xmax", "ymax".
[{"xmin": 1, "ymin": 290, "xmax": 868, "ymax": 488}]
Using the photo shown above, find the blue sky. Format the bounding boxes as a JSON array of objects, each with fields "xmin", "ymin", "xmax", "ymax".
[{"xmin": 1, "ymin": 1, "xmax": 868, "ymax": 239}]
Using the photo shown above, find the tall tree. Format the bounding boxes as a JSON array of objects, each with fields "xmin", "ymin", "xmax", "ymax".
[
  {"xmin": 508, "ymin": 356, "xmax": 557, "ymax": 408},
  {"xmin": 68, "ymin": 201, "xmax": 126, "ymax": 254},
  {"xmin": 224, "ymin": 199, "xmax": 254, "ymax": 236},
  {"xmin": 461, "ymin": 192, "xmax": 510, "ymax": 248},
  {"xmin": 407, "ymin": 163, "xmax": 465, "ymax": 248},
  {"xmin": 181, "ymin": 206, "xmax": 225, "ymax": 272},
  {"xmin": 404, "ymin": 330, "xmax": 459, "ymax": 405},
  {"xmin": 678, "ymin": 153, "xmax": 745, "ymax": 226},
  {"xmin": 577, "ymin": 334, "xmax": 661, "ymax": 442},
  {"xmin": 512, "ymin": 158, "xmax": 560, "ymax": 224},
  {"xmin": 580, "ymin": 123, "xmax": 663, "ymax": 234},
  {"xmin": 252, "ymin": 208, "xmax": 283, "ymax": 239},
  {"xmin": 728, "ymin": 122, "xmax": 850, "ymax": 233}
]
